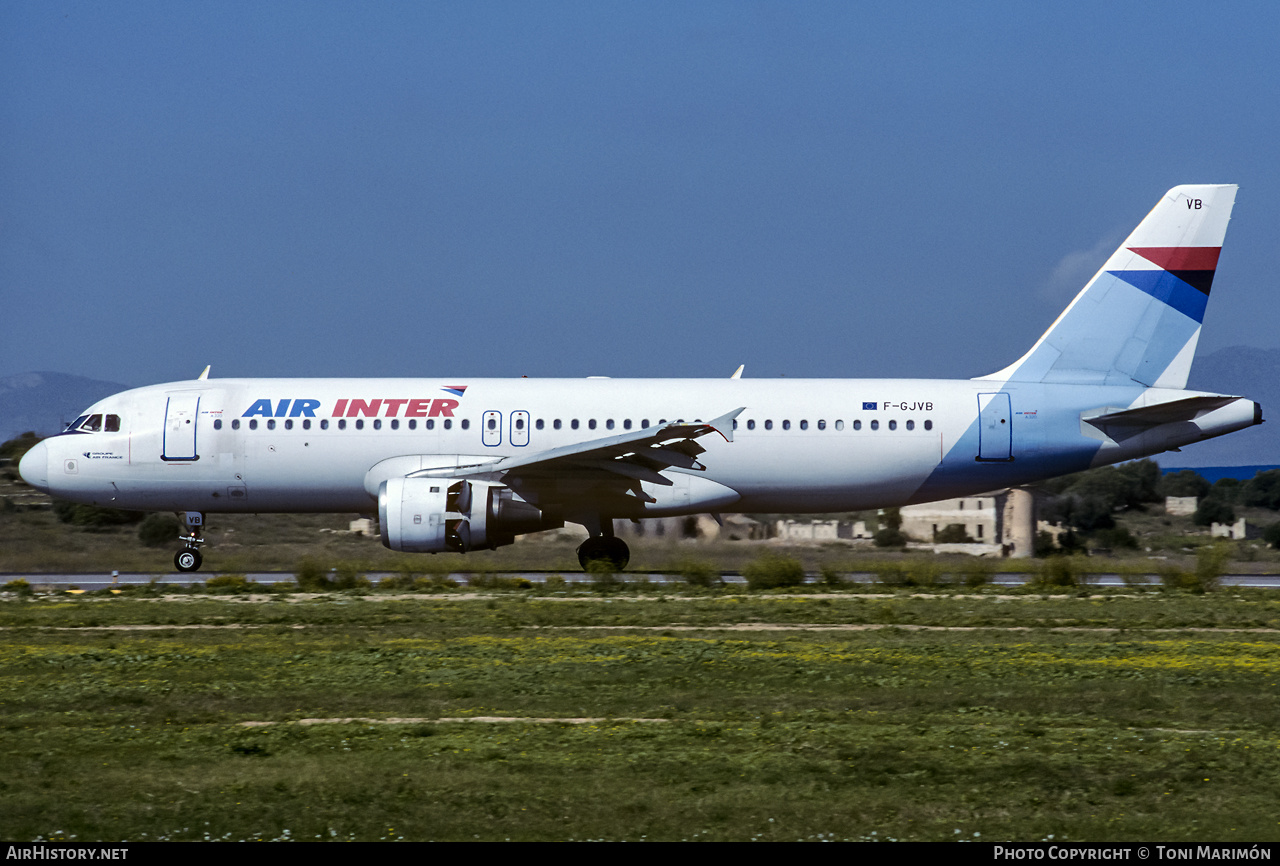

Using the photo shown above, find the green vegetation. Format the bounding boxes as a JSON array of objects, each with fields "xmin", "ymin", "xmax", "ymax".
[
  {"xmin": 742, "ymin": 552, "xmax": 805, "ymax": 589},
  {"xmin": 2, "ymin": 589, "xmax": 1279, "ymax": 842}
]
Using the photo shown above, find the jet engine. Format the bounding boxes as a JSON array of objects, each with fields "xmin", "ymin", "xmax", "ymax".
[{"xmin": 378, "ymin": 478, "xmax": 560, "ymax": 553}]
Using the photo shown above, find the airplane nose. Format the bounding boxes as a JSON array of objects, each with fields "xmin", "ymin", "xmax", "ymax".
[{"xmin": 18, "ymin": 440, "xmax": 50, "ymax": 493}]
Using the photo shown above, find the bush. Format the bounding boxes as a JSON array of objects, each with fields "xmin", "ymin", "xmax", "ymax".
[
  {"xmin": 743, "ymin": 553, "xmax": 806, "ymax": 590},
  {"xmin": 295, "ymin": 557, "xmax": 330, "ymax": 590},
  {"xmin": 3, "ymin": 578, "xmax": 32, "ymax": 596},
  {"xmin": 1090, "ymin": 526, "xmax": 1139, "ymax": 550},
  {"xmin": 677, "ymin": 558, "xmax": 720, "ymax": 587},
  {"xmin": 1263, "ymin": 523, "xmax": 1280, "ymax": 550},
  {"xmin": 959, "ymin": 561, "xmax": 994, "ymax": 587},
  {"xmin": 1035, "ymin": 556, "xmax": 1079, "ymax": 588},
  {"xmin": 872, "ymin": 527, "xmax": 907, "ymax": 548},
  {"xmin": 1193, "ymin": 542, "xmax": 1230, "ymax": 592},
  {"xmin": 1158, "ymin": 469, "xmax": 1211, "ymax": 499},
  {"xmin": 586, "ymin": 558, "xmax": 622, "ymax": 591},
  {"xmin": 138, "ymin": 513, "xmax": 179, "ymax": 547},
  {"xmin": 205, "ymin": 574, "xmax": 256, "ymax": 593},
  {"xmin": 818, "ymin": 563, "xmax": 845, "ymax": 587},
  {"xmin": 1193, "ymin": 497, "xmax": 1235, "ymax": 528},
  {"xmin": 52, "ymin": 500, "xmax": 144, "ymax": 528}
]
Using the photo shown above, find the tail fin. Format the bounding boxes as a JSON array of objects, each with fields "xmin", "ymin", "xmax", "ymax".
[{"xmin": 980, "ymin": 184, "xmax": 1237, "ymax": 388}]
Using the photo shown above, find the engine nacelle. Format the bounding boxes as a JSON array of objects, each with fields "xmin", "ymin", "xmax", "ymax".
[{"xmin": 378, "ymin": 478, "xmax": 560, "ymax": 553}]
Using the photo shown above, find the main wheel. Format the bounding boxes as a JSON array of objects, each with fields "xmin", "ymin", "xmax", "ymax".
[
  {"xmin": 175, "ymin": 548, "xmax": 203, "ymax": 572},
  {"xmin": 576, "ymin": 536, "xmax": 630, "ymax": 572}
]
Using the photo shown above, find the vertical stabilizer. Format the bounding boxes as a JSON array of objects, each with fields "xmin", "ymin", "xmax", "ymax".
[{"xmin": 980, "ymin": 184, "xmax": 1237, "ymax": 388}]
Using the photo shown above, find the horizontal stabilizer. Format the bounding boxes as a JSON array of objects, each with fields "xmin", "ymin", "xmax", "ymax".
[{"xmin": 1082, "ymin": 395, "xmax": 1238, "ymax": 441}]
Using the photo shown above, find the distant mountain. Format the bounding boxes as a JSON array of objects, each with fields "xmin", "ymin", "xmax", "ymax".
[{"xmin": 0, "ymin": 372, "xmax": 130, "ymax": 444}]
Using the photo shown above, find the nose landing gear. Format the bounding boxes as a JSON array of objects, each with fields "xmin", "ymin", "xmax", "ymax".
[{"xmin": 174, "ymin": 511, "xmax": 206, "ymax": 573}]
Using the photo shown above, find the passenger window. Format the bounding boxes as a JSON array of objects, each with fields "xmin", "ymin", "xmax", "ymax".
[
  {"xmin": 516, "ymin": 417, "xmax": 525, "ymax": 430},
  {"xmin": 853, "ymin": 420, "xmax": 861, "ymax": 430},
  {"xmin": 888, "ymin": 420, "xmax": 896, "ymax": 431},
  {"xmin": 373, "ymin": 419, "xmax": 381, "ymax": 430},
  {"xmin": 407, "ymin": 419, "xmax": 415, "ymax": 430},
  {"xmin": 924, "ymin": 419, "xmax": 933, "ymax": 431},
  {"xmin": 623, "ymin": 419, "xmax": 631, "ymax": 430},
  {"xmin": 817, "ymin": 420, "xmax": 825, "ymax": 430},
  {"xmin": 425, "ymin": 419, "xmax": 434, "ymax": 430},
  {"xmin": 782, "ymin": 420, "xmax": 791, "ymax": 430},
  {"xmin": 606, "ymin": 419, "xmax": 614, "ymax": 430},
  {"xmin": 536, "ymin": 419, "xmax": 545, "ymax": 430},
  {"xmin": 870, "ymin": 420, "xmax": 879, "ymax": 431},
  {"xmin": 571, "ymin": 419, "xmax": 579, "ymax": 430},
  {"xmin": 338, "ymin": 419, "xmax": 347, "ymax": 430},
  {"xmin": 905, "ymin": 419, "xmax": 914, "ymax": 431},
  {"xmin": 267, "ymin": 419, "xmax": 277, "ymax": 430},
  {"xmin": 284, "ymin": 419, "xmax": 293, "ymax": 430},
  {"xmin": 249, "ymin": 419, "xmax": 258, "ymax": 430},
  {"xmin": 390, "ymin": 419, "xmax": 398, "ymax": 430},
  {"xmin": 764, "ymin": 420, "xmax": 773, "ymax": 430},
  {"xmin": 320, "ymin": 419, "xmax": 329, "ymax": 430},
  {"xmin": 443, "ymin": 419, "xmax": 452, "ymax": 430},
  {"xmin": 835, "ymin": 420, "xmax": 844, "ymax": 431},
  {"xmin": 354, "ymin": 419, "xmax": 363, "ymax": 430},
  {"xmin": 747, "ymin": 419, "xmax": 755, "ymax": 430},
  {"xmin": 554, "ymin": 419, "xmax": 562, "ymax": 430},
  {"xmin": 642, "ymin": 419, "xmax": 650, "ymax": 427},
  {"xmin": 461, "ymin": 419, "xmax": 469, "ymax": 430},
  {"xmin": 213, "ymin": 419, "xmax": 222, "ymax": 430},
  {"xmin": 589, "ymin": 419, "xmax": 597, "ymax": 430},
  {"xmin": 232, "ymin": 419, "xmax": 241, "ymax": 430},
  {"xmin": 488, "ymin": 417, "xmax": 497, "ymax": 430},
  {"xmin": 800, "ymin": 420, "xmax": 808, "ymax": 430}
]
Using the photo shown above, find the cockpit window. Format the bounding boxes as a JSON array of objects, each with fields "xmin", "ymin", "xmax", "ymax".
[{"xmin": 64, "ymin": 413, "xmax": 121, "ymax": 434}]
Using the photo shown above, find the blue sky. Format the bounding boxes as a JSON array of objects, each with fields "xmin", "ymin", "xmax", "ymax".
[{"xmin": 4, "ymin": 1, "xmax": 1279, "ymax": 386}]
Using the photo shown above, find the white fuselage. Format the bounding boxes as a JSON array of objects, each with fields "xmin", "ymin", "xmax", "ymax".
[{"xmin": 21, "ymin": 376, "xmax": 1260, "ymax": 521}]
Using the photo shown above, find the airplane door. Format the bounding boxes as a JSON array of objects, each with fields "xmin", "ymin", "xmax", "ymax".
[
  {"xmin": 511, "ymin": 410, "xmax": 530, "ymax": 447},
  {"xmin": 482, "ymin": 411, "xmax": 502, "ymax": 447},
  {"xmin": 976, "ymin": 393, "xmax": 1012, "ymax": 461},
  {"xmin": 163, "ymin": 392, "xmax": 202, "ymax": 461}
]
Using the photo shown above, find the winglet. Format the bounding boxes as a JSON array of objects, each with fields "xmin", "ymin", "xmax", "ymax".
[
  {"xmin": 197, "ymin": 365, "xmax": 211, "ymax": 381},
  {"xmin": 730, "ymin": 364, "xmax": 744, "ymax": 379},
  {"xmin": 705, "ymin": 407, "xmax": 745, "ymax": 443}
]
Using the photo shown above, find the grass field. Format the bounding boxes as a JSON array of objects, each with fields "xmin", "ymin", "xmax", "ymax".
[{"xmin": 3, "ymin": 586, "xmax": 1279, "ymax": 841}]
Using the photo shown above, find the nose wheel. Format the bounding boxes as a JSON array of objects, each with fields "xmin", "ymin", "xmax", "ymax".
[{"xmin": 174, "ymin": 510, "xmax": 206, "ymax": 573}]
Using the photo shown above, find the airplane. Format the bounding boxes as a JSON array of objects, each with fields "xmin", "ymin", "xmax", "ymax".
[{"xmin": 18, "ymin": 184, "xmax": 1262, "ymax": 573}]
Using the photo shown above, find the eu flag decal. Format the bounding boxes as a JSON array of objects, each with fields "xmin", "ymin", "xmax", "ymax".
[{"xmin": 862, "ymin": 402, "xmax": 877, "ymax": 410}]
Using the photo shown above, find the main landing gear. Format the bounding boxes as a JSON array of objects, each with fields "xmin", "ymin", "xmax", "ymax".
[
  {"xmin": 577, "ymin": 532, "xmax": 630, "ymax": 572},
  {"xmin": 174, "ymin": 511, "xmax": 206, "ymax": 573}
]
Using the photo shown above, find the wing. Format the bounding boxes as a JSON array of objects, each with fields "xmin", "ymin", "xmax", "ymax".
[{"xmin": 406, "ymin": 407, "xmax": 745, "ymax": 507}]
